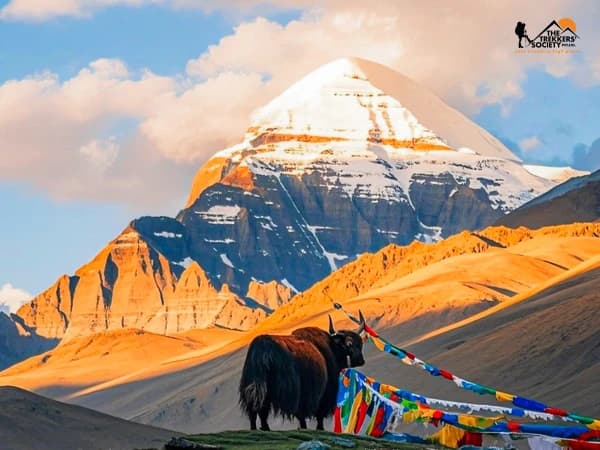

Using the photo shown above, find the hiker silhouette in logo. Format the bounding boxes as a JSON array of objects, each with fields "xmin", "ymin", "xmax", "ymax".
[{"xmin": 515, "ymin": 21, "xmax": 532, "ymax": 48}]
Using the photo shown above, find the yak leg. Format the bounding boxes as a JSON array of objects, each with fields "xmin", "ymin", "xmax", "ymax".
[
  {"xmin": 249, "ymin": 411, "xmax": 257, "ymax": 430},
  {"xmin": 259, "ymin": 406, "xmax": 271, "ymax": 431},
  {"xmin": 316, "ymin": 416, "xmax": 324, "ymax": 430},
  {"xmin": 298, "ymin": 417, "xmax": 307, "ymax": 429}
]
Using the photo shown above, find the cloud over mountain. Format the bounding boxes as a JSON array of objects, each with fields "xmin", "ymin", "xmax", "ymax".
[
  {"xmin": 0, "ymin": 283, "xmax": 31, "ymax": 314},
  {"xmin": 1, "ymin": 1, "xmax": 599, "ymax": 211}
]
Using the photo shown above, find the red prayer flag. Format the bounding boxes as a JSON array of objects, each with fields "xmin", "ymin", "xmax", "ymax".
[
  {"xmin": 459, "ymin": 432, "xmax": 483, "ymax": 447},
  {"xmin": 439, "ymin": 369, "xmax": 454, "ymax": 380},
  {"xmin": 371, "ymin": 406, "xmax": 386, "ymax": 437},
  {"xmin": 354, "ymin": 401, "xmax": 368, "ymax": 433},
  {"xmin": 545, "ymin": 407, "xmax": 568, "ymax": 416},
  {"xmin": 507, "ymin": 422, "xmax": 521, "ymax": 432},
  {"xmin": 333, "ymin": 407, "xmax": 342, "ymax": 433}
]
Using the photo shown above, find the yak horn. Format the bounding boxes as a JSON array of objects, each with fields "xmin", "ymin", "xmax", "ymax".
[
  {"xmin": 356, "ymin": 310, "xmax": 366, "ymax": 334},
  {"xmin": 328, "ymin": 315, "xmax": 336, "ymax": 335}
]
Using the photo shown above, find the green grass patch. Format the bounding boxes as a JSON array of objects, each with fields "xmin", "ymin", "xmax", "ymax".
[{"xmin": 180, "ymin": 429, "xmax": 425, "ymax": 450}]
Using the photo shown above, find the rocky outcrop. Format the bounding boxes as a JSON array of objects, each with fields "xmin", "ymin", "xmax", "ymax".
[
  {"xmin": 146, "ymin": 262, "xmax": 265, "ymax": 334},
  {"xmin": 496, "ymin": 169, "xmax": 600, "ymax": 229},
  {"xmin": 185, "ymin": 157, "xmax": 234, "ymax": 208},
  {"xmin": 408, "ymin": 173, "xmax": 503, "ymax": 235},
  {"xmin": 246, "ymin": 280, "xmax": 292, "ymax": 311},
  {"xmin": 16, "ymin": 275, "xmax": 78, "ymax": 339},
  {"xmin": 60, "ymin": 227, "xmax": 176, "ymax": 339},
  {"xmin": 18, "ymin": 227, "xmax": 266, "ymax": 340},
  {"xmin": 260, "ymin": 222, "xmax": 600, "ymax": 328}
]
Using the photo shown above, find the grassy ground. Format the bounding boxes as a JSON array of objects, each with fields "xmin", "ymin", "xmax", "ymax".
[{"xmin": 172, "ymin": 430, "xmax": 426, "ymax": 450}]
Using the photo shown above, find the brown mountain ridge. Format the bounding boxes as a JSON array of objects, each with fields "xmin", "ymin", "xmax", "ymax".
[{"xmin": 1, "ymin": 222, "xmax": 598, "ymax": 434}]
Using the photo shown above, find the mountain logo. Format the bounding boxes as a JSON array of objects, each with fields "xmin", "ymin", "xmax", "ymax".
[{"xmin": 515, "ymin": 17, "xmax": 579, "ymax": 50}]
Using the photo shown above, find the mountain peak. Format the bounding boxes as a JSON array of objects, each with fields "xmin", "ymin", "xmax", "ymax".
[
  {"xmin": 246, "ymin": 57, "xmax": 518, "ymax": 161},
  {"xmin": 266, "ymin": 57, "xmax": 377, "ymax": 95}
]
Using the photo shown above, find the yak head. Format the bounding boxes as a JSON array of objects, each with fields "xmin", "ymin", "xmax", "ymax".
[{"xmin": 328, "ymin": 312, "xmax": 366, "ymax": 368}]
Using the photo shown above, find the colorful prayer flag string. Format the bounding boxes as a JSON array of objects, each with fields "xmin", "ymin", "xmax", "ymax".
[
  {"xmin": 332, "ymin": 303, "xmax": 600, "ymax": 431},
  {"xmin": 335, "ymin": 369, "xmax": 600, "ymax": 448}
]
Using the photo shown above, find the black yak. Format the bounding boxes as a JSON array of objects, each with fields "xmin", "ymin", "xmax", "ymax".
[{"xmin": 239, "ymin": 313, "xmax": 366, "ymax": 431}]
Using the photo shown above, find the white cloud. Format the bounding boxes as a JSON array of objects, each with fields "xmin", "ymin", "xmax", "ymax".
[
  {"xmin": 141, "ymin": 71, "xmax": 267, "ymax": 162},
  {"xmin": 88, "ymin": 58, "xmax": 130, "ymax": 79},
  {"xmin": 0, "ymin": 0, "xmax": 161, "ymax": 21},
  {"xmin": 0, "ymin": 283, "xmax": 31, "ymax": 314},
  {"xmin": 0, "ymin": 0, "xmax": 310, "ymax": 21},
  {"xmin": 0, "ymin": 59, "xmax": 190, "ymax": 213},
  {"xmin": 186, "ymin": 1, "xmax": 600, "ymax": 115},
  {"xmin": 519, "ymin": 136, "xmax": 543, "ymax": 151},
  {"xmin": 1, "ymin": 0, "xmax": 87, "ymax": 20},
  {"xmin": 0, "ymin": 58, "xmax": 271, "ymax": 212},
  {"xmin": 80, "ymin": 138, "xmax": 120, "ymax": 171},
  {"xmin": 1, "ymin": 1, "xmax": 599, "ymax": 212}
]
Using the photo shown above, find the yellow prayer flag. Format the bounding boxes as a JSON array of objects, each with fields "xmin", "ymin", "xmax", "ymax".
[
  {"xmin": 588, "ymin": 419, "xmax": 600, "ymax": 430},
  {"xmin": 429, "ymin": 424, "xmax": 466, "ymax": 448},
  {"xmin": 495, "ymin": 391, "xmax": 514, "ymax": 402}
]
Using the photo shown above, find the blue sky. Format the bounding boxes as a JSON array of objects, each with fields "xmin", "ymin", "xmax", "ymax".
[
  {"xmin": 0, "ymin": 0, "xmax": 599, "ymax": 308},
  {"xmin": 476, "ymin": 69, "xmax": 600, "ymax": 166},
  {"xmin": 0, "ymin": 6, "xmax": 229, "ymax": 81},
  {"xmin": 0, "ymin": 3, "xmax": 302, "ymax": 82},
  {"xmin": 0, "ymin": 181, "xmax": 130, "ymax": 292}
]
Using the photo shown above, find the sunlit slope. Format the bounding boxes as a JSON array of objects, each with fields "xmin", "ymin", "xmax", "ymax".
[{"xmin": 1, "ymin": 223, "xmax": 597, "ymax": 433}]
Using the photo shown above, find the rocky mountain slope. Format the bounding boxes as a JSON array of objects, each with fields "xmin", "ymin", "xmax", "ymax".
[
  {"xmin": 177, "ymin": 57, "xmax": 555, "ymax": 295},
  {"xmin": 384, "ymin": 258, "xmax": 600, "ymax": 418},
  {"xmin": 13, "ymin": 57, "xmax": 561, "ymax": 344},
  {"xmin": 81, "ymin": 241, "xmax": 600, "ymax": 433},
  {"xmin": 257, "ymin": 222, "xmax": 600, "ymax": 331},
  {"xmin": 0, "ymin": 327, "xmax": 242, "ymax": 395},
  {"xmin": 17, "ymin": 224, "xmax": 268, "ymax": 340},
  {"xmin": 2, "ymin": 222, "xmax": 599, "ymax": 433},
  {"xmin": 496, "ymin": 169, "xmax": 600, "ymax": 229},
  {"xmin": 0, "ymin": 313, "xmax": 56, "ymax": 370}
]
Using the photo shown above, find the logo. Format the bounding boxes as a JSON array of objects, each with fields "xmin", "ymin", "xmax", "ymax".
[{"xmin": 515, "ymin": 18, "xmax": 579, "ymax": 53}]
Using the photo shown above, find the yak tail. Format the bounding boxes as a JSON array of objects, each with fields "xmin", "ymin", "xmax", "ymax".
[
  {"xmin": 239, "ymin": 335, "xmax": 298, "ymax": 418},
  {"xmin": 240, "ymin": 382, "xmax": 267, "ymax": 415},
  {"xmin": 239, "ymin": 336, "xmax": 271, "ymax": 415}
]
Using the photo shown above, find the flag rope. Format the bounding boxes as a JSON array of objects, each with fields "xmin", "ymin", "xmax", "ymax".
[
  {"xmin": 331, "ymin": 302, "xmax": 600, "ymax": 431},
  {"xmin": 335, "ymin": 368, "xmax": 600, "ymax": 447}
]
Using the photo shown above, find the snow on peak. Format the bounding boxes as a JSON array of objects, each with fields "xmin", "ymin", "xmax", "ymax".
[
  {"xmin": 248, "ymin": 57, "xmax": 519, "ymax": 161},
  {"xmin": 186, "ymin": 58, "xmax": 551, "ymax": 215},
  {"xmin": 523, "ymin": 164, "xmax": 589, "ymax": 183},
  {"xmin": 249, "ymin": 58, "xmax": 445, "ymax": 149}
]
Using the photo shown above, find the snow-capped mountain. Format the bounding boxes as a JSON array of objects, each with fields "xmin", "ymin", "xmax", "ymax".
[
  {"xmin": 249, "ymin": 57, "xmax": 517, "ymax": 160},
  {"xmin": 176, "ymin": 58, "xmax": 554, "ymax": 291},
  {"xmin": 16, "ymin": 57, "xmax": 562, "ymax": 341}
]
